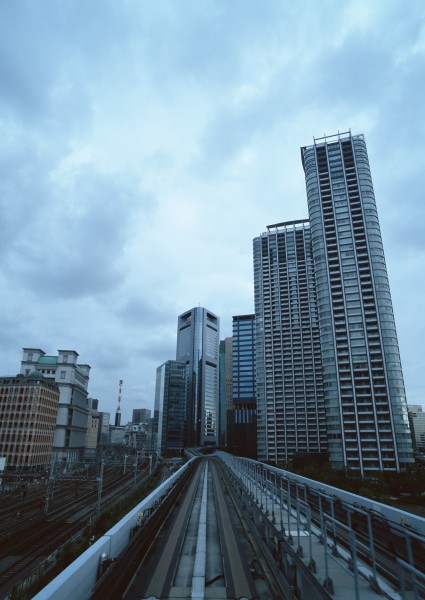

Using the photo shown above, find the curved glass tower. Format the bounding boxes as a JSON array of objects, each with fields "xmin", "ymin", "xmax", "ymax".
[
  {"xmin": 176, "ymin": 307, "xmax": 220, "ymax": 447},
  {"xmin": 301, "ymin": 132, "xmax": 413, "ymax": 473}
]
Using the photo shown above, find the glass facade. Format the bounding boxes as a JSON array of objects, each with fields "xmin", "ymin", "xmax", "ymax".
[
  {"xmin": 301, "ymin": 132, "xmax": 413, "ymax": 473},
  {"xmin": 218, "ymin": 338, "xmax": 233, "ymax": 444},
  {"xmin": 254, "ymin": 222, "xmax": 327, "ymax": 463},
  {"xmin": 176, "ymin": 307, "xmax": 220, "ymax": 446},
  {"xmin": 228, "ymin": 314, "xmax": 257, "ymax": 458},
  {"xmin": 154, "ymin": 360, "xmax": 186, "ymax": 455}
]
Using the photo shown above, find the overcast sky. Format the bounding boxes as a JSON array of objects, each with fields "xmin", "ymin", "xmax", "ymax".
[{"xmin": 1, "ymin": 1, "xmax": 424, "ymax": 421}]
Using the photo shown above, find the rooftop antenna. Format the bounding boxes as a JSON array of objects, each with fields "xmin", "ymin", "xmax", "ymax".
[{"xmin": 115, "ymin": 379, "xmax": 123, "ymax": 426}]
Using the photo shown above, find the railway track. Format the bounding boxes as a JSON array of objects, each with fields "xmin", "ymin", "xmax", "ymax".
[
  {"xmin": 90, "ymin": 458, "xmax": 290, "ymax": 599},
  {"xmin": 0, "ymin": 463, "xmax": 153, "ymax": 599}
]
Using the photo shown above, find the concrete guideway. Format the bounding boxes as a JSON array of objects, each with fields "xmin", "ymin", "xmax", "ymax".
[
  {"xmin": 124, "ymin": 458, "xmax": 278, "ymax": 599},
  {"xmin": 32, "ymin": 454, "xmax": 425, "ymax": 599}
]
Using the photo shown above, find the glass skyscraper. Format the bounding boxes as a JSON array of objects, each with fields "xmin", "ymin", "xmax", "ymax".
[
  {"xmin": 219, "ymin": 337, "xmax": 233, "ymax": 445},
  {"xmin": 154, "ymin": 360, "xmax": 186, "ymax": 456},
  {"xmin": 254, "ymin": 222, "xmax": 327, "ymax": 463},
  {"xmin": 176, "ymin": 307, "xmax": 220, "ymax": 447},
  {"xmin": 301, "ymin": 132, "xmax": 413, "ymax": 473},
  {"xmin": 228, "ymin": 314, "xmax": 257, "ymax": 458}
]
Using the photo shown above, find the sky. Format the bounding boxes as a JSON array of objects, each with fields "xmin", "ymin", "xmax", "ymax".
[{"xmin": 1, "ymin": 0, "xmax": 424, "ymax": 421}]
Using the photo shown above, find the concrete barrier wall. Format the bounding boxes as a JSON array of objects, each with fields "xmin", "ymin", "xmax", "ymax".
[{"xmin": 33, "ymin": 459, "xmax": 196, "ymax": 600}]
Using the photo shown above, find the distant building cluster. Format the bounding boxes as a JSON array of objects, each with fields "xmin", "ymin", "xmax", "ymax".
[
  {"xmin": 0, "ymin": 131, "xmax": 419, "ymax": 476},
  {"xmin": 0, "ymin": 348, "xmax": 152, "ymax": 473}
]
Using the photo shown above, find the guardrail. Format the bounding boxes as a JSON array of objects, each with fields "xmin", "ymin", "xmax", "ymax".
[
  {"xmin": 32, "ymin": 458, "xmax": 197, "ymax": 600},
  {"xmin": 218, "ymin": 452, "xmax": 425, "ymax": 599}
]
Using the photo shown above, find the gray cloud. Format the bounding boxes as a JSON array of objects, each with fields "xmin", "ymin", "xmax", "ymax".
[{"xmin": 0, "ymin": 0, "xmax": 424, "ymax": 417}]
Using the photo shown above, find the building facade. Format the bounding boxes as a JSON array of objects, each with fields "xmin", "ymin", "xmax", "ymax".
[
  {"xmin": 85, "ymin": 398, "xmax": 99, "ymax": 457},
  {"xmin": 407, "ymin": 405, "xmax": 425, "ymax": 452},
  {"xmin": 21, "ymin": 349, "xmax": 91, "ymax": 464},
  {"xmin": 228, "ymin": 314, "xmax": 257, "ymax": 458},
  {"xmin": 254, "ymin": 223, "xmax": 327, "ymax": 463},
  {"xmin": 219, "ymin": 337, "xmax": 233, "ymax": 445},
  {"xmin": 132, "ymin": 408, "xmax": 151, "ymax": 424},
  {"xmin": 301, "ymin": 131, "xmax": 413, "ymax": 472},
  {"xmin": 176, "ymin": 307, "xmax": 220, "ymax": 447},
  {"xmin": 154, "ymin": 360, "xmax": 187, "ymax": 456},
  {"xmin": 97, "ymin": 412, "xmax": 110, "ymax": 445},
  {"xmin": 0, "ymin": 372, "xmax": 60, "ymax": 470}
]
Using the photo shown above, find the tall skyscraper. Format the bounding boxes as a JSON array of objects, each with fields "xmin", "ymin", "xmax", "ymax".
[
  {"xmin": 228, "ymin": 314, "xmax": 257, "ymax": 458},
  {"xmin": 219, "ymin": 337, "xmax": 233, "ymax": 445},
  {"xmin": 176, "ymin": 307, "xmax": 220, "ymax": 447},
  {"xmin": 254, "ymin": 223, "xmax": 327, "ymax": 463},
  {"xmin": 154, "ymin": 360, "xmax": 186, "ymax": 456},
  {"xmin": 301, "ymin": 131, "xmax": 413, "ymax": 473}
]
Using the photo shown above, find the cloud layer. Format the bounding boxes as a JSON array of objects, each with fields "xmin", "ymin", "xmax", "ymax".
[{"xmin": 1, "ymin": 0, "xmax": 424, "ymax": 418}]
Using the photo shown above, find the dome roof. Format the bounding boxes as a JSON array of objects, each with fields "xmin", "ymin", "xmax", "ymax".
[{"xmin": 26, "ymin": 370, "xmax": 45, "ymax": 381}]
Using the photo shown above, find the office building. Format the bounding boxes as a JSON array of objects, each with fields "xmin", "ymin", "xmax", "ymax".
[
  {"xmin": 98, "ymin": 412, "xmax": 110, "ymax": 445},
  {"xmin": 407, "ymin": 405, "xmax": 425, "ymax": 452},
  {"xmin": 219, "ymin": 337, "xmax": 233, "ymax": 444},
  {"xmin": 21, "ymin": 348, "xmax": 91, "ymax": 464},
  {"xmin": 301, "ymin": 131, "xmax": 413, "ymax": 472},
  {"xmin": 254, "ymin": 223, "xmax": 327, "ymax": 463},
  {"xmin": 0, "ymin": 372, "xmax": 60, "ymax": 470},
  {"xmin": 228, "ymin": 314, "xmax": 257, "ymax": 458},
  {"xmin": 176, "ymin": 307, "xmax": 220, "ymax": 446},
  {"xmin": 132, "ymin": 408, "xmax": 151, "ymax": 424},
  {"xmin": 85, "ymin": 398, "xmax": 99, "ymax": 457},
  {"xmin": 154, "ymin": 360, "xmax": 186, "ymax": 455}
]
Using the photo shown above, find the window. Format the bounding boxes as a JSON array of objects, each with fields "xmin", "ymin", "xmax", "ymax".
[{"xmin": 60, "ymin": 371, "xmax": 66, "ymax": 380}]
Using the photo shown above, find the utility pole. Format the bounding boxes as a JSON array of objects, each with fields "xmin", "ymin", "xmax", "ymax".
[
  {"xmin": 44, "ymin": 460, "xmax": 55, "ymax": 516},
  {"xmin": 133, "ymin": 455, "xmax": 138, "ymax": 488},
  {"xmin": 97, "ymin": 461, "xmax": 104, "ymax": 517}
]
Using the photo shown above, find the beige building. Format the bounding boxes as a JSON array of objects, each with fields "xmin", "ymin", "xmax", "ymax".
[
  {"xmin": 85, "ymin": 398, "xmax": 100, "ymax": 455},
  {"xmin": 21, "ymin": 348, "xmax": 90, "ymax": 464},
  {"xmin": 0, "ymin": 372, "xmax": 60, "ymax": 470}
]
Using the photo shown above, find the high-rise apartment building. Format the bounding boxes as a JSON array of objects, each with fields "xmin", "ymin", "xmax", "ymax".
[
  {"xmin": 228, "ymin": 314, "xmax": 257, "ymax": 458},
  {"xmin": 301, "ymin": 132, "xmax": 413, "ymax": 472},
  {"xmin": 21, "ymin": 349, "xmax": 91, "ymax": 464},
  {"xmin": 0, "ymin": 372, "xmax": 60, "ymax": 469},
  {"xmin": 154, "ymin": 360, "xmax": 186, "ymax": 455},
  {"xmin": 254, "ymin": 223, "xmax": 327, "ymax": 463},
  {"xmin": 176, "ymin": 307, "xmax": 220, "ymax": 446}
]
